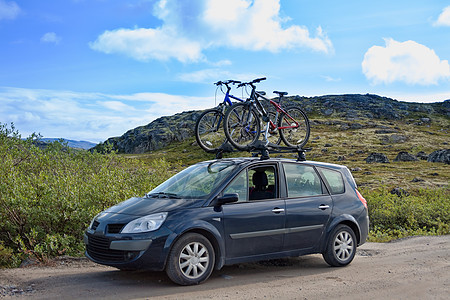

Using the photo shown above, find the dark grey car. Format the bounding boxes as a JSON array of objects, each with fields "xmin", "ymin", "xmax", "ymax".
[{"xmin": 84, "ymin": 158, "xmax": 369, "ymax": 285}]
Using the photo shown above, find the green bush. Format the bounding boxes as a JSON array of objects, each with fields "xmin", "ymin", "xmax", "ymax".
[
  {"xmin": 0, "ymin": 123, "xmax": 171, "ymax": 266},
  {"xmin": 365, "ymin": 187, "xmax": 450, "ymax": 242}
]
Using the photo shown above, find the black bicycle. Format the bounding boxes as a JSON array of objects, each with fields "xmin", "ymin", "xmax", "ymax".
[{"xmin": 223, "ymin": 78, "xmax": 310, "ymax": 151}]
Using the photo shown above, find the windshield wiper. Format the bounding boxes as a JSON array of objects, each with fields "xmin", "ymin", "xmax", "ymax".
[{"xmin": 146, "ymin": 192, "xmax": 181, "ymax": 199}]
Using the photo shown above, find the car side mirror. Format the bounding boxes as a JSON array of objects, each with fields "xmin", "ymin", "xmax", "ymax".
[{"xmin": 214, "ymin": 193, "xmax": 239, "ymax": 206}]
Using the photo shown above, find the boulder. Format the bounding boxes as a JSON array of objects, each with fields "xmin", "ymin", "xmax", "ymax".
[
  {"xmin": 394, "ymin": 151, "xmax": 419, "ymax": 162},
  {"xmin": 380, "ymin": 134, "xmax": 408, "ymax": 144},
  {"xmin": 365, "ymin": 153, "xmax": 390, "ymax": 163},
  {"xmin": 390, "ymin": 187, "xmax": 409, "ymax": 197},
  {"xmin": 416, "ymin": 151, "xmax": 428, "ymax": 160},
  {"xmin": 427, "ymin": 149, "xmax": 450, "ymax": 164}
]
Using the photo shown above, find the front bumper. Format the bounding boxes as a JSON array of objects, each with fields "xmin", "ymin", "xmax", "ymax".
[{"xmin": 84, "ymin": 231, "xmax": 169, "ymax": 271}]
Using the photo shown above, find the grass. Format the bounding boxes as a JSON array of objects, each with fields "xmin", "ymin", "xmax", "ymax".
[
  {"xmin": 127, "ymin": 115, "xmax": 450, "ymax": 243},
  {"xmin": 132, "ymin": 115, "xmax": 449, "ymax": 192}
]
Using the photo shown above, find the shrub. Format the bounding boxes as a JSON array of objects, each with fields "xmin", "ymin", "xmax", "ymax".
[
  {"xmin": 0, "ymin": 123, "xmax": 171, "ymax": 266},
  {"xmin": 365, "ymin": 187, "xmax": 450, "ymax": 242}
]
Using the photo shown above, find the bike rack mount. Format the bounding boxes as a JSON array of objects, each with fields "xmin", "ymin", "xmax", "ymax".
[{"xmin": 212, "ymin": 140, "xmax": 310, "ymax": 161}]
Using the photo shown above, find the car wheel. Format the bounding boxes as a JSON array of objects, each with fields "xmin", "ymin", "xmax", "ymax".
[
  {"xmin": 166, "ymin": 233, "xmax": 215, "ymax": 285},
  {"xmin": 322, "ymin": 224, "xmax": 356, "ymax": 267}
]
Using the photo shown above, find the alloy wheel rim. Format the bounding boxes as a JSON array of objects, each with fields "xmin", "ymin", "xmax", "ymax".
[
  {"xmin": 333, "ymin": 231, "xmax": 354, "ymax": 262},
  {"xmin": 179, "ymin": 242, "xmax": 210, "ymax": 279}
]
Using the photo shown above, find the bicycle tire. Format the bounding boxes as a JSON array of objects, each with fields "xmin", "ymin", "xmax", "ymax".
[
  {"xmin": 195, "ymin": 108, "xmax": 227, "ymax": 152},
  {"xmin": 278, "ymin": 106, "xmax": 310, "ymax": 148},
  {"xmin": 224, "ymin": 102, "xmax": 261, "ymax": 150}
]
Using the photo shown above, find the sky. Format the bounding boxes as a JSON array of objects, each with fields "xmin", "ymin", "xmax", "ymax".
[{"xmin": 0, "ymin": 0, "xmax": 449, "ymax": 143}]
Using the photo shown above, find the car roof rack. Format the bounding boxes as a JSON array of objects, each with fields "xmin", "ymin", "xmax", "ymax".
[{"xmin": 212, "ymin": 140, "xmax": 310, "ymax": 161}]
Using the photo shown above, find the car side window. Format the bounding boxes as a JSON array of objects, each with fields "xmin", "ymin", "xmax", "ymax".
[
  {"xmin": 318, "ymin": 168, "xmax": 345, "ymax": 194},
  {"xmin": 223, "ymin": 171, "xmax": 248, "ymax": 202},
  {"xmin": 248, "ymin": 166, "xmax": 277, "ymax": 201},
  {"xmin": 283, "ymin": 163, "xmax": 324, "ymax": 197}
]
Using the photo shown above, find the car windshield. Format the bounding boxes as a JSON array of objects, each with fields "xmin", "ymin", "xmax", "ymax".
[{"xmin": 147, "ymin": 161, "xmax": 238, "ymax": 199}]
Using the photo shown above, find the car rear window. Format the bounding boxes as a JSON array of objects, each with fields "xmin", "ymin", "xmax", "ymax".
[{"xmin": 318, "ymin": 168, "xmax": 345, "ymax": 194}]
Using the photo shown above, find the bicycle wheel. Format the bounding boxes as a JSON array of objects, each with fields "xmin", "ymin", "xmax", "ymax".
[
  {"xmin": 278, "ymin": 106, "xmax": 310, "ymax": 148},
  {"xmin": 224, "ymin": 102, "xmax": 261, "ymax": 150},
  {"xmin": 195, "ymin": 109, "xmax": 227, "ymax": 152}
]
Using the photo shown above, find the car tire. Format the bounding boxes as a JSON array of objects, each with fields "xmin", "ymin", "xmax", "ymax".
[
  {"xmin": 166, "ymin": 233, "xmax": 215, "ymax": 285},
  {"xmin": 322, "ymin": 224, "xmax": 357, "ymax": 267}
]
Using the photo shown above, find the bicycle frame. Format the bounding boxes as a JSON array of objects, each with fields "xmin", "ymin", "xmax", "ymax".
[
  {"xmin": 253, "ymin": 91, "xmax": 300, "ymax": 131},
  {"xmin": 216, "ymin": 80, "xmax": 245, "ymax": 107},
  {"xmin": 208, "ymin": 80, "xmax": 247, "ymax": 139}
]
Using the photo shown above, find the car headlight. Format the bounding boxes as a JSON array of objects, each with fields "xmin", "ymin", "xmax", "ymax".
[{"xmin": 121, "ymin": 212, "xmax": 168, "ymax": 233}]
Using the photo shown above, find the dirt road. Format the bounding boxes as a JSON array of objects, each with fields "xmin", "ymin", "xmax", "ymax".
[{"xmin": 1, "ymin": 235, "xmax": 449, "ymax": 299}]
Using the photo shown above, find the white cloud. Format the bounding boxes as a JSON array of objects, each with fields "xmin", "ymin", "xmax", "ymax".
[
  {"xmin": 89, "ymin": 27, "xmax": 204, "ymax": 63},
  {"xmin": 0, "ymin": 87, "xmax": 212, "ymax": 142},
  {"xmin": 388, "ymin": 91, "xmax": 450, "ymax": 103},
  {"xmin": 0, "ymin": 0, "xmax": 19, "ymax": 20},
  {"xmin": 434, "ymin": 6, "xmax": 450, "ymax": 26},
  {"xmin": 100, "ymin": 101, "xmax": 136, "ymax": 112},
  {"xmin": 177, "ymin": 68, "xmax": 262, "ymax": 83},
  {"xmin": 321, "ymin": 75, "xmax": 341, "ymax": 82},
  {"xmin": 90, "ymin": 0, "xmax": 333, "ymax": 63},
  {"xmin": 362, "ymin": 38, "xmax": 450, "ymax": 85},
  {"xmin": 41, "ymin": 32, "xmax": 62, "ymax": 44}
]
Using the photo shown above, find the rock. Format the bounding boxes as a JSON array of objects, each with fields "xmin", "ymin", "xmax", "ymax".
[
  {"xmin": 416, "ymin": 151, "xmax": 428, "ymax": 160},
  {"xmin": 340, "ymin": 124, "xmax": 350, "ymax": 130},
  {"xmin": 427, "ymin": 149, "xmax": 450, "ymax": 164},
  {"xmin": 390, "ymin": 187, "xmax": 409, "ymax": 197},
  {"xmin": 394, "ymin": 151, "xmax": 419, "ymax": 162},
  {"xmin": 365, "ymin": 153, "xmax": 390, "ymax": 163},
  {"xmin": 322, "ymin": 108, "xmax": 334, "ymax": 116},
  {"xmin": 324, "ymin": 143, "xmax": 333, "ymax": 147},
  {"xmin": 351, "ymin": 167, "xmax": 362, "ymax": 172},
  {"xmin": 337, "ymin": 156, "xmax": 346, "ymax": 161},
  {"xmin": 411, "ymin": 177, "xmax": 425, "ymax": 182},
  {"xmin": 374, "ymin": 129, "xmax": 398, "ymax": 134},
  {"xmin": 380, "ymin": 134, "xmax": 408, "ymax": 144},
  {"xmin": 349, "ymin": 123, "xmax": 363, "ymax": 130},
  {"xmin": 420, "ymin": 117, "xmax": 431, "ymax": 123}
]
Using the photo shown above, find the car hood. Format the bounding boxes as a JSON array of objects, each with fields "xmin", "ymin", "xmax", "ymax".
[{"xmin": 104, "ymin": 196, "xmax": 204, "ymax": 217}]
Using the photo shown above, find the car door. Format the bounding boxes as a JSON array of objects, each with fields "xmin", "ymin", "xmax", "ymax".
[
  {"xmin": 281, "ymin": 162, "xmax": 332, "ymax": 251},
  {"xmin": 221, "ymin": 164, "xmax": 285, "ymax": 259}
]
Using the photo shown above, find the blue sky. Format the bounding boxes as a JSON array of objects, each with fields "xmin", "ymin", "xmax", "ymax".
[{"xmin": 1, "ymin": 0, "xmax": 449, "ymax": 142}]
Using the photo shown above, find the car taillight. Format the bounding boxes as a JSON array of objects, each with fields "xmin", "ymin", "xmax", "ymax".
[{"xmin": 355, "ymin": 189, "xmax": 367, "ymax": 209}]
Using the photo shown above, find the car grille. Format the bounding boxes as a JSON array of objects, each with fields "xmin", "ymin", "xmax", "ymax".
[
  {"xmin": 87, "ymin": 235, "xmax": 131, "ymax": 263},
  {"xmin": 107, "ymin": 224, "xmax": 126, "ymax": 234}
]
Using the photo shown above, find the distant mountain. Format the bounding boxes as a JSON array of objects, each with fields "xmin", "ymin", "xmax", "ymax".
[
  {"xmin": 94, "ymin": 94, "xmax": 450, "ymax": 154},
  {"xmin": 40, "ymin": 138, "xmax": 97, "ymax": 150}
]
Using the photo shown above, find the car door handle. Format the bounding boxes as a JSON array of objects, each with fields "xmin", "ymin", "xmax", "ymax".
[
  {"xmin": 318, "ymin": 205, "xmax": 330, "ymax": 210},
  {"xmin": 272, "ymin": 208, "xmax": 285, "ymax": 214}
]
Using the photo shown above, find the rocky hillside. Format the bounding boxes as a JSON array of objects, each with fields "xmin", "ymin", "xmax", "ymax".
[{"xmin": 94, "ymin": 94, "xmax": 450, "ymax": 154}]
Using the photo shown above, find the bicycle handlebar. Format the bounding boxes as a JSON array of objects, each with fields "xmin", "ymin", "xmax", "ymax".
[
  {"xmin": 237, "ymin": 77, "xmax": 267, "ymax": 88},
  {"xmin": 214, "ymin": 80, "xmax": 241, "ymax": 86}
]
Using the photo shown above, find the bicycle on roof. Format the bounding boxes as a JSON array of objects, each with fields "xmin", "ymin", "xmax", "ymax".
[
  {"xmin": 194, "ymin": 80, "xmax": 245, "ymax": 152},
  {"xmin": 223, "ymin": 77, "xmax": 310, "ymax": 151}
]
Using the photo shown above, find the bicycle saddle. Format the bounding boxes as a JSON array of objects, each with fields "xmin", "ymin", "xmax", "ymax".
[{"xmin": 273, "ymin": 91, "xmax": 288, "ymax": 96}]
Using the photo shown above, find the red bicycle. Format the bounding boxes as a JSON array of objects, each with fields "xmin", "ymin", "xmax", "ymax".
[{"xmin": 223, "ymin": 77, "xmax": 310, "ymax": 151}]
